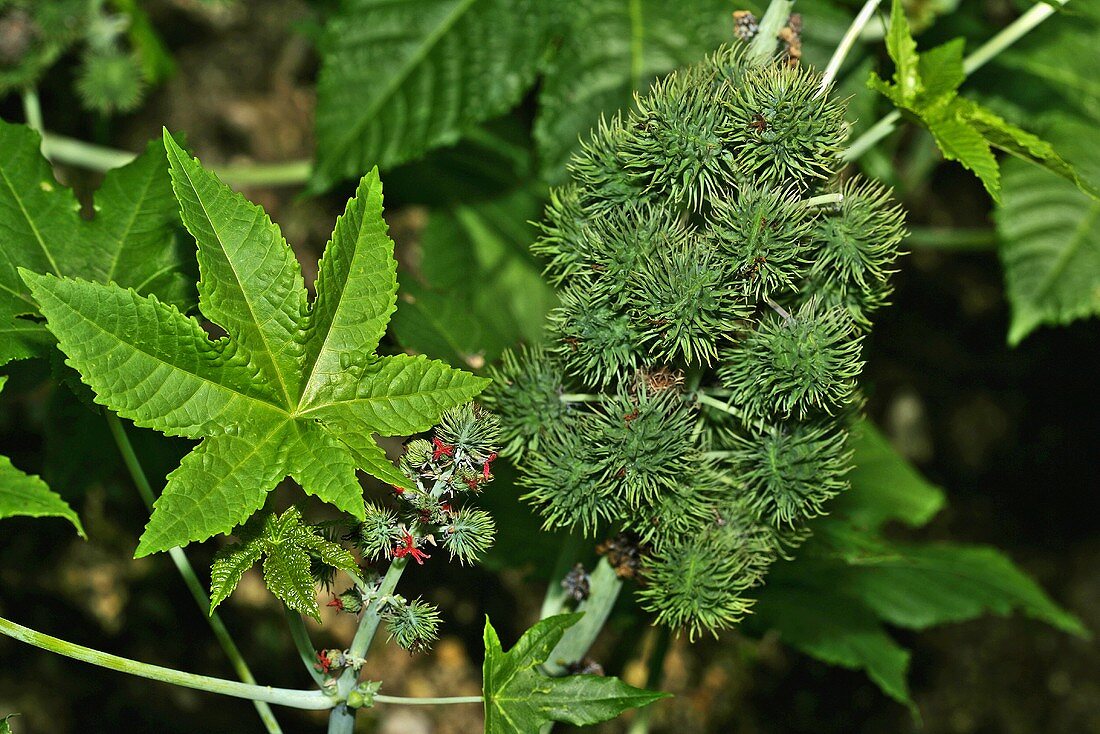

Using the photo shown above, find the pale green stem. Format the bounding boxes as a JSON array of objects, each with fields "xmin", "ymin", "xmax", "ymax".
[
  {"xmin": 105, "ymin": 412, "xmax": 284, "ymax": 733},
  {"xmin": 283, "ymin": 606, "xmax": 326, "ymax": 688},
  {"xmin": 802, "ymin": 192, "xmax": 844, "ymax": 208},
  {"xmin": 21, "ymin": 88, "xmax": 43, "ymax": 136},
  {"xmin": 375, "ymin": 695, "xmax": 483, "ymax": 705},
  {"xmin": 39, "ymin": 131, "xmax": 312, "ymax": 187},
  {"xmin": 541, "ymin": 558, "xmax": 624, "ymax": 676},
  {"xmin": 906, "ymin": 227, "xmax": 998, "ymax": 250},
  {"xmin": 328, "ymin": 557, "xmax": 409, "ymax": 734},
  {"xmin": 845, "ymin": 0, "xmax": 1070, "ymax": 162},
  {"xmin": 0, "ymin": 615, "xmax": 333, "ymax": 710},
  {"xmin": 765, "ymin": 296, "xmax": 793, "ymax": 321},
  {"xmin": 963, "ymin": 0, "xmax": 1069, "ymax": 76},
  {"xmin": 748, "ymin": 1, "xmax": 796, "ymax": 64},
  {"xmin": 819, "ymin": 0, "xmax": 883, "ymax": 93},
  {"xmin": 539, "ymin": 533, "xmax": 585, "ymax": 621},
  {"xmin": 626, "ymin": 626, "xmax": 671, "ymax": 734},
  {"xmin": 696, "ymin": 392, "xmax": 749, "ymax": 422},
  {"xmin": 558, "ymin": 393, "xmax": 604, "ymax": 403}
]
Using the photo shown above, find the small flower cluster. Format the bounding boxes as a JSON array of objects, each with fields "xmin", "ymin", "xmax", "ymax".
[
  {"xmin": 328, "ymin": 403, "xmax": 501, "ymax": 652},
  {"xmin": 486, "ymin": 36, "xmax": 905, "ymax": 639}
]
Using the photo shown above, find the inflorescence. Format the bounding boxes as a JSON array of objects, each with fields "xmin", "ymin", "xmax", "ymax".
[{"xmin": 484, "ymin": 38, "xmax": 905, "ymax": 640}]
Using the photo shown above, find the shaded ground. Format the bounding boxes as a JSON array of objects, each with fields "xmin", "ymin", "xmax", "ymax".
[{"xmin": 1, "ymin": 2, "xmax": 1097, "ymax": 732}]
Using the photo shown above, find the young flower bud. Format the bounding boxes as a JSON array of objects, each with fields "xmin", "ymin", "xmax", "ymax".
[
  {"xmin": 384, "ymin": 598, "xmax": 441, "ymax": 654},
  {"xmin": 442, "ymin": 507, "xmax": 496, "ymax": 565},
  {"xmin": 354, "ymin": 504, "xmax": 403, "ymax": 561},
  {"xmin": 483, "ymin": 345, "xmax": 572, "ymax": 459},
  {"xmin": 549, "ymin": 285, "xmax": 643, "ymax": 386}
]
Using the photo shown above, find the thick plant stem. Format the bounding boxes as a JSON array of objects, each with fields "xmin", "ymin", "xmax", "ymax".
[
  {"xmin": 39, "ymin": 131, "xmax": 312, "ymax": 187},
  {"xmin": 748, "ymin": 1, "xmax": 796, "ymax": 64},
  {"xmin": 540, "ymin": 533, "xmax": 585, "ymax": 620},
  {"xmin": 542, "ymin": 558, "xmax": 624, "ymax": 675},
  {"xmin": 375, "ymin": 695, "xmax": 483, "ymax": 705},
  {"xmin": 105, "ymin": 413, "xmax": 284, "ymax": 733},
  {"xmin": 283, "ymin": 606, "xmax": 326, "ymax": 688},
  {"xmin": 626, "ymin": 627, "xmax": 671, "ymax": 734},
  {"xmin": 844, "ymin": 0, "xmax": 1071, "ymax": 162},
  {"xmin": 819, "ymin": 0, "xmax": 883, "ymax": 93},
  {"xmin": 327, "ymin": 557, "xmax": 410, "ymax": 734},
  {"xmin": 0, "ymin": 615, "xmax": 333, "ymax": 710}
]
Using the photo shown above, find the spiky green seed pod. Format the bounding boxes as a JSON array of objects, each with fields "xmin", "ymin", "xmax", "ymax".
[
  {"xmin": 591, "ymin": 389, "xmax": 700, "ymax": 507},
  {"xmin": 436, "ymin": 402, "xmax": 500, "ymax": 459},
  {"xmin": 628, "ymin": 243, "xmax": 743, "ymax": 365},
  {"xmin": 384, "ymin": 598, "xmax": 441, "ymax": 654},
  {"xmin": 532, "ymin": 185, "xmax": 593, "ymax": 286},
  {"xmin": 354, "ymin": 503, "xmax": 402, "ymax": 561},
  {"xmin": 718, "ymin": 299, "xmax": 864, "ymax": 421},
  {"xmin": 570, "ymin": 113, "xmax": 646, "ymax": 210},
  {"xmin": 708, "ymin": 184, "xmax": 815, "ymax": 301},
  {"xmin": 637, "ymin": 517, "xmax": 776, "ymax": 641},
  {"xmin": 721, "ymin": 64, "xmax": 846, "ymax": 189},
  {"xmin": 621, "ymin": 65, "xmax": 737, "ymax": 211},
  {"xmin": 723, "ymin": 421, "xmax": 851, "ymax": 527},
  {"xmin": 520, "ymin": 427, "xmax": 621, "ymax": 537},
  {"xmin": 549, "ymin": 285, "xmax": 643, "ymax": 386},
  {"xmin": 482, "ymin": 345, "xmax": 571, "ymax": 459},
  {"xmin": 586, "ymin": 202, "xmax": 693, "ymax": 305},
  {"xmin": 403, "ymin": 438, "xmax": 433, "ymax": 467},
  {"xmin": 442, "ymin": 507, "xmax": 496, "ymax": 564},
  {"xmin": 76, "ymin": 49, "xmax": 145, "ymax": 114},
  {"xmin": 627, "ymin": 465, "xmax": 726, "ymax": 550},
  {"xmin": 799, "ymin": 177, "xmax": 906, "ymax": 326}
]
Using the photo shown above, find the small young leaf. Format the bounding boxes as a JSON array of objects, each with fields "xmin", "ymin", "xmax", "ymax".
[
  {"xmin": 1, "ymin": 713, "xmax": 16, "ymax": 734},
  {"xmin": 869, "ymin": 0, "xmax": 1094, "ymax": 203},
  {"xmin": 482, "ymin": 614, "xmax": 668, "ymax": 733},
  {"xmin": 25, "ymin": 132, "xmax": 488, "ymax": 556},
  {"xmin": 0, "ymin": 377, "xmax": 85, "ymax": 537},
  {"xmin": 209, "ymin": 507, "xmax": 358, "ymax": 619}
]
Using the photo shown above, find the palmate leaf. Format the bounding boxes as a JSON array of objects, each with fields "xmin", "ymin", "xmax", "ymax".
[
  {"xmin": 996, "ymin": 114, "xmax": 1100, "ymax": 344},
  {"xmin": 23, "ymin": 131, "xmax": 488, "ymax": 557},
  {"xmin": 534, "ymin": 0, "xmax": 739, "ymax": 182},
  {"xmin": 869, "ymin": 0, "xmax": 1092, "ymax": 203},
  {"xmin": 209, "ymin": 507, "xmax": 358, "ymax": 619},
  {"xmin": 482, "ymin": 614, "xmax": 667, "ymax": 733},
  {"xmin": 312, "ymin": 0, "xmax": 554, "ymax": 190},
  {"xmin": 0, "ymin": 376, "xmax": 85, "ymax": 537},
  {"xmin": 0, "ymin": 119, "xmax": 188, "ymax": 366}
]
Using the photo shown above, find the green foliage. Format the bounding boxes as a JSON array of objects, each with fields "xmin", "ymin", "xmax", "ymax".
[
  {"xmin": 209, "ymin": 506, "xmax": 358, "ymax": 620},
  {"xmin": 489, "ymin": 41, "xmax": 906, "ymax": 637},
  {"xmin": 534, "ymin": 0, "xmax": 753, "ymax": 182},
  {"xmin": 0, "ymin": 120, "xmax": 188, "ymax": 367},
  {"xmin": 0, "ymin": 0, "xmax": 87, "ymax": 93},
  {"xmin": 482, "ymin": 614, "xmax": 667, "ymax": 733},
  {"xmin": 869, "ymin": 0, "xmax": 1094, "ymax": 203},
  {"xmin": 390, "ymin": 188, "xmax": 556, "ymax": 366},
  {"xmin": 996, "ymin": 115, "xmax": 1100, "ymax": 344},
  {"xmin": 313, "ymin": 0, "xmax": 553, "ymax": 190},
  {"xmin": 0, "ymin": 713, "xmax": 14, "ymax": 734},
  {"xmin": 0, "ymin": 376, "xmax": 85, "ymax": 537},
  {"xmin": 24, "ymin": 132, "xmax": 487, "ymax": 556},
  {"xmin": 751, "ymin": 420, "xmax": 1087, "ymax": 709}
]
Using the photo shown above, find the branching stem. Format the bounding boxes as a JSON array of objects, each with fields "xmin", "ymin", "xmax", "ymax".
[
  {"xmin": 819, "ymin": 0, "xmax": 883, "ymax": 93},
  {"xmin": 283, "ymin": 606, "xmax": 326, "ymax": 688},
  {"xmin": 559, "ymin": 393, "xmax": 605, "ymax": 403},
  {"xmin": 105, "ymin": 412, "xmax": 284, "ymax": 733},
  {"xmin": 0, "ymin": 615, "xmax": 333, "ymax": 710},
  {"xmin": 844, "ymin": 0, "xmax": 1071, "ymax": 161}
]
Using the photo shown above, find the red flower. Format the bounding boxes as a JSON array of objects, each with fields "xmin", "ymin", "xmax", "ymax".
[
  {"xmin": 482, "ymin": 452, "xmax": 498, "ymax": 481},
  {"xmin": 432, "ymin": 437, "xmax": 455, "ymax": 460},
  {"xmin": 326, "ymin": 596, "xmax": 343, "ymax": 610},
  {"xmin": 315, "ymin": 651, "xmax": 332, "ymax": 675},
  {"xmin": 393, "ymin": 531, "xmax": 431, "ymax": 565},
  {"xmin": 391, "ymin": 484, "xmax": 406, "ymax": 495}
]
